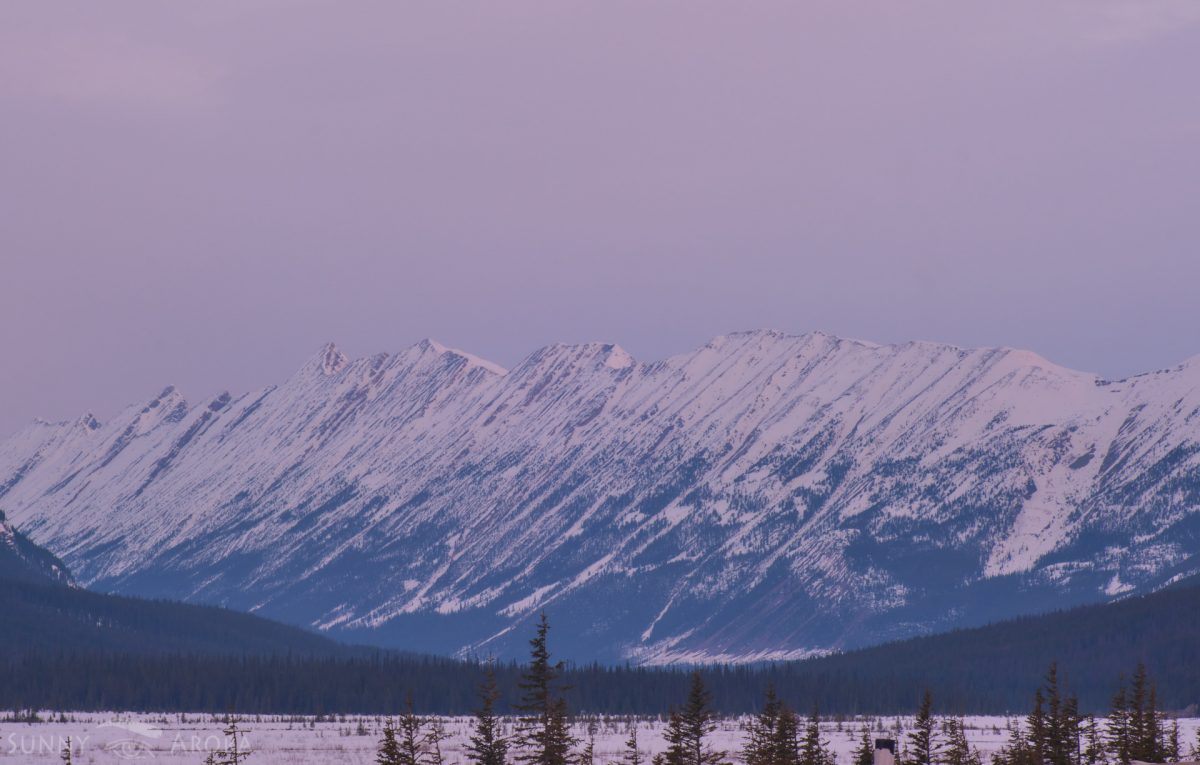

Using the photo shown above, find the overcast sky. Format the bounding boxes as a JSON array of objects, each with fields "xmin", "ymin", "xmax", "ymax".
[{"xmin": 2, "ymin": 1, "xmax": 1199, "ymax": 437}]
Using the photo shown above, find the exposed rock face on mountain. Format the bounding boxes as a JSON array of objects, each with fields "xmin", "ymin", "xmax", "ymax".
[{"xmin": 2, "ymin": 331, "xmax": 1198, "ymax": 661}]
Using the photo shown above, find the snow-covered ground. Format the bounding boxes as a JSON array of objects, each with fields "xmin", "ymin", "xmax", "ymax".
[{"xmin": 3, "ymin": 713, "xmax": 1197, "ymax": 765}]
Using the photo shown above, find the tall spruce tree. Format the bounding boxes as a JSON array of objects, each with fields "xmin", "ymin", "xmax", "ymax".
[
  {"xmin": 991, "ymin": 720, "xmax": 1037, "ymax": 765},
  {"xmin": 379, "ymin": 719, "xmax": 403, "ymax": 765},
  {"xmin": 905, "ymin": 690, "xmax": 939, "ymax": 765},
  {"xmin": 579, "ymin": 721, "xmax": 598, "ymax": 765},
  {"xmin": 1130, "ymin": 667, "xmax": 1147, "ymax": 761},
  {"xmin": 1040, "ymin": 662, "xmax": 1081, "ymax": 765},
  {"xmin": 744, "ymin": 686, "xmax": 786, "ymax": 765},
  {"xmin": 515, "ymin": 613, "xmax": 576, "ymax": 765},
  {"xmin": 623, "ymin": 724, "xmax": 644, "ymax": 765},
  {"xmin": 1063, "ymin": 693, "xmax": 1082, "ymax": 765},
  {"xmin": 656, "ymin": 710, "xmax": 684, "ymax": 765},
  {"xmin": 398, "ymin": 695, "xmax": 428, "ymax": 765},
  {"xmin": 939, "ymin": 719, "xmax": 981, "ymax": 765},
  {"xmin": 1138, "ymin": 683, "xmax": 1163, "ymax": 763},
  {"xmin": 1106, "ymin": 664, "xmax": 1168, "ymax": 765},
  {"xmin": 1165, "ymin": 721, "xmax": 1180, "ymax": 763},
  {"xmin": 1045, "ymin": 666, "xmax": 1064, "ymax": 765},
  {"xmin": 853, "ymin": 727, "xmax": 875, "ymax": 765},
  {"xmin": 427, "ymin": 717, "xmax": 450, "ymax": 765},
  {"xmin": 1127, "ymin": 665, "xmax": 1156, "ymax": 763},
  {"xmin": 1106, "ymin": 683, "xmax": 1131, "ymax": 765},
  {"xmin": 658, "ymin": 672, "xmax": 728, "ymax": 765},
  {"xmin": 776, "ymin": 704, "xmax": 802, "ymax": 765},
  {"xmin": 467, "ymin": 664, "xmax": 509, "ymax": 765},
  {"xmin": 744, "ymin": 686, "xmax": 780, "ymax": 765},
  {"xmin": 799, "ymin": 705, "xmax": 832, "ymax": 765},
  {"xmin": 1081, "ymin": 716, "xmax": 1108, "ymax": 765},
  {"xmin": 1028, "ymin": 689, "xmax": 1049, "ymax": 765}
]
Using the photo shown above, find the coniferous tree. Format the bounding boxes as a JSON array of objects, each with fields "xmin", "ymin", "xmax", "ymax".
[
  {"xmin": 623, "ymin": 724, "xmax": 644, "ymax": 765},
  {"xmin": 60, "ymin": 736, "xmax": 73, "ymax": 765},
  {"xmin": 939, "ymin": 719, "xmax": 981, "ymax": 765},
  {"xmin": 799, "ymin": 705, "xmax": 832, "ymax": 765},
  {"xmin": 1028, "ymin": 689, "xmax": 1049, "ymax": 765},
  {"xmin": 1081, "ymin": 716, "xmax": 1108, "ymax": 765},
  {"xmin": 1062, "ymin": 693, "xmax": 1083, "ymax": 765},
  {"xmin": 776, "ymin": 704, "xmax": 802, "ymax": 765},
  {"xmin": 427, "ymin": 717, "xmax": 450, "ymax": 765},
  {"xmin": 579, "ymin": 721, "xmax": 598, "ymax": 765},
  {"xmin": 515, "ymin": 613, "xmax": 576, "ymax": 765},
  {"xmin": 1106, "ymin": 684, "xmax": 1131, "ymax": 765},
  {"xmin": 1045, "ymin": 664, "xmax": 1079, "ymax": 765},
  {"xmin": 1139, "ymin": 681, "xmax": 1160, "ymax": 763},
  {"xmin": 991, "ymin": 720, "xmax": 1036, "ymax": 765},
  {"xmin": 1142, "ymin": 684, "xmax": 1163, "ymax": 763},
  {"xmin": 1105, "ymin": 663, "xmax": 1167, "ymax": 765},
  {"xmin": 656, "ymin": 711, "xmax": 684, "ymax": 765},
  {"xmin": 1045, "ymin": 666, "xmax": 1065, "ymax": 765},
  {"xmin": 1128, "ymin": 666, "xmax": 1150, "ymax": 763},
  {"xmin": 658, "ymin": 672, "xmax": 727, "ymax": 765},
  {"xmin": 744, "ymin": 686, "xmax": 783, "ymax": 765},
  {"xmin": 745, "ymin": 686, "xmax": 799, "ymax": 765},
  {"xmin": 546, "ymin": 696, "xmax": 576, "ymax": 765},
  {"xmin": 905, "ymin": 691, "xmax": 938, "ymax": 765},
  {"xmin": 379, "ymin": 719, "xmax": 404, "ymax": 765},
  {"xmin": 467, "ymin": 665, "xmax": 509, "ymax": 765},
  {"xmin": 1164, "ymin": 721, "xmax": 1180, "ymax": 763},
  {"xmin": 397, "ymin": 696, "xmax": 427, "ymax": 765},
  {"xmin": 1038, "ymin": 662, "xmax": 1082, "ymax": 765},
  {"xmin": 853, "ymin": 727, "xmax": 875, "ymax": 765}
]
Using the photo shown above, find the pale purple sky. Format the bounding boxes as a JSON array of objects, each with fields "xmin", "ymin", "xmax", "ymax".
[{"xmin": 2, "ymin": 2, "xmax": 1199, "ymax": 437}]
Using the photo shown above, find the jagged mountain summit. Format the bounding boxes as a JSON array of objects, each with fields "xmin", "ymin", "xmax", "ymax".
[{"xmin": 2, "ymin": 331, "xmax": 1199, "ymax": 662}]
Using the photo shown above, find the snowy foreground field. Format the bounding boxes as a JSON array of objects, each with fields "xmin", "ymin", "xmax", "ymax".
[{"xmin": 4, "ymin": 714, "xmax": 1198, "ymax": 765}]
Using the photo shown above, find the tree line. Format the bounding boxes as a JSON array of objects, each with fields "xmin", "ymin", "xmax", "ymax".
[
  {"xmin": 4, "ymin": 580, "xmax": 1199, "ymax": 715},
  {"xmin": 374, "ymin": 616, "xmax": 1200, "ymax": 765}
]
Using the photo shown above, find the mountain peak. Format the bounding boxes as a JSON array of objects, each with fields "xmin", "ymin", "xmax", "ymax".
[
  {"xmin": 518, "ymin": 341, "xmax": 637, "ymax": 375},
  {"xmin": 74, "ymin": 413, "xmax": 101, "ymax": 431},
  {"xmin": 315, "ymin": 342, "xmax": 348, "ymax": 376},
  {"xmin": 601, "ymin": 343, "xmax": 635, "ymax": 370},
  {"xmin": 412, "ymin": 339, "xmax": 507, "ymax": 376}
]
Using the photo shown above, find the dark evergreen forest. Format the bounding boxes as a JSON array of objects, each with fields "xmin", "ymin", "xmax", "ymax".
[{"xmin": 2, "ymin": 576, "xmax": 1198, "ymax": 715}]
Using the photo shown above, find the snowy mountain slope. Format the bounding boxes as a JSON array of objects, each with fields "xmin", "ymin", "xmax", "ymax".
[{"xmin": 2, "ymin": 331, "xmax": 1199, "ymax": 661}]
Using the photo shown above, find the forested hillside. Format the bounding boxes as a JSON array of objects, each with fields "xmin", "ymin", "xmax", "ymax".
[
  {"xmin": 0, "ymin": 509, "xmax": 73, "ymax": 585},
  {"xmin": 4, "ymin": 582, "xmax": 1198, "ymax": 714},
  {"xmin": 0, "ymin": 577, "xmax": 356, "ymax": 657}
]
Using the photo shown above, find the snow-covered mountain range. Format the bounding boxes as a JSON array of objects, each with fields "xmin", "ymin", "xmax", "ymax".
[{"xmin": 2, "ymin": 331, "xmax": 1198, "ymax": 662}]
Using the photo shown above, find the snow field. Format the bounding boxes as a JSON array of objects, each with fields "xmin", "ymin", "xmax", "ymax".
[{"xmin": 2, "ymin": 713, "xmax": 1197, "ymax": 765}]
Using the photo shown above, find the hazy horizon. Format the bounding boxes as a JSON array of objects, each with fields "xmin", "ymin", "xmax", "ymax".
[{"xmin": 4, "ymin": 1, "xmax": 1199, "ymax": 437}]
